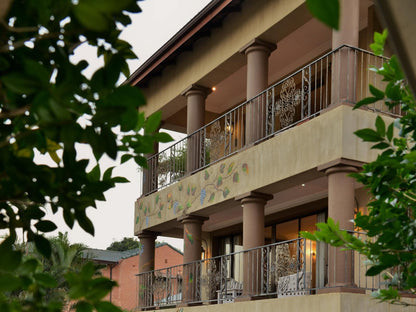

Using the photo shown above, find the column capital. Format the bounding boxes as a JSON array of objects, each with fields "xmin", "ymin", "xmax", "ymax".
[
  {"xmin": 137, "ymin": 230, "xmax": 159, "ymax": 240},
  {"xmin": 317, "ymin": 158, "xmax": 363, "ymax": 173},
  {"xmin": 177, "ymin": 214, "xmax": 209, "ymax": 225},
  {"xmin": 235, "ymin": 191, "xmax": 273, "ymax": 205},
  {"xmin": 239, "ymin": 38, "xmax": 277, "ymax": 56},
  {"xmin": 324, "ymin": 165, "xmax": 359, "ymax": 176},
  {"xmin": 181, "ymin": 84, "xmax": 212, "ymax": 98}
]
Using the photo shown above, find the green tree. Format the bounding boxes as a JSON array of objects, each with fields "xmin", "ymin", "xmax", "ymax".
[
  {"xmin": 13, "ymin": 233, "xmax": 87, "ymax": 308},
  {"xmin": 106, "ymin": 237, "xmax": 141, "ymax": 252},
  {"xmin": 0, "ymin": 0, "xmax": 172, "ymax": 311},
  {"xmin": 304, "ymin": 0, "xmax": 416, "ymax": 305}
]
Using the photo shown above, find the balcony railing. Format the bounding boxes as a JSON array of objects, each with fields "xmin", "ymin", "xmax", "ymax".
[
  {"xmin": 144, "ymin": 45, "xmax": 400, "ymax": 195},
  {"xmin": 136, "ymin": 232, "xmax": 393, "ymax": 310}
]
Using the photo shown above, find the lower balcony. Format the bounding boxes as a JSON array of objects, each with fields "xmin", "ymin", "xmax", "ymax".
[{"xmin": 136, "ymin": 232, "xmax": 389, "ymax": 310}]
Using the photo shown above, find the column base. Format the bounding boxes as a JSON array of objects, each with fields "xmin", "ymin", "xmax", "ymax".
[
  {"xmin": 176, "ymin": 302, "xmax": 203, "ymax": 308},
  {"xmin": 317, "ymin": 286, "xmax": 365, "ymax": 294},
  {"xmin": 234, "ymin": 294, "xmax": 274, "ymax": 302},
  {"xmin": 234, "ymin": 295, "xmax": 256, "ymax": 302}
]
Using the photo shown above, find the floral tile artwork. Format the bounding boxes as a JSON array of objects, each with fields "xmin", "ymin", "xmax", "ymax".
[{"xmin": 135, "ymin": 161, "xmax": 249, "ymax": 230}]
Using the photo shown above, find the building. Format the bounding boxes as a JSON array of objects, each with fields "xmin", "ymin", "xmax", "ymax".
[
  {"xmin": 129, "ymin": 0, "xmax": 413, "ymax": 311},
  {"xmin": 83, "ymin": 243, "xmax": 183, "ymax": 311}
]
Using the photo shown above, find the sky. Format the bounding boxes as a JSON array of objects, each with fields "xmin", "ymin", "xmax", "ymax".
[{"xmin": 45, "ymin": 0, "xmax": 212, "ymax": 251}]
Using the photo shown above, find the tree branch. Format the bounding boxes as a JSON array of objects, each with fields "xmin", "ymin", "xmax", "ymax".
[{"xmin": 0, "ymin": 104, "xmax": 30, "ymax": 119}]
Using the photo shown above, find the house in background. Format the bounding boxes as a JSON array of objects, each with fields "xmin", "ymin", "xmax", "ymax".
[
  {"xmin": 83, "ymin": 243, "xmax": 183, "ymax": 311},
  {"xmin": 129, "ymin": 0, "xmax": 410, "ymax": 311}
]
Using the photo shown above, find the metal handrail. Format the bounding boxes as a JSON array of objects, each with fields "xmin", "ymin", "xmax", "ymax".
[{"xmin": 136, "ymin": 232, "xmax": 392, "ymax": 309}]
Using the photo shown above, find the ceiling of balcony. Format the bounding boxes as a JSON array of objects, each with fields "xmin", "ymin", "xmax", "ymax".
[
  {"xmin": 162, "ymin": 0, "xmax": 374, "ymax": 133},
  {"xmin": 158, "ymin": 169, "xmax": 366, "ymax": 239}
]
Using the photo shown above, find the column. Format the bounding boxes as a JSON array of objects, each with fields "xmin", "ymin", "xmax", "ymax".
[
  {"xmin": 181, "ymin": 85, "xmax": 211, "ymax": 174},
  {"xmin": 239, "ymin": 39, "xmax": 276, "ymax": 144},
  {"xmin": 236, "ymin": 192, "xmax": 273, "ymax": 298},
  {"xmin": 137, "ymin": 231, "xmax": 158, "ymax": 309},
  {"xmin": 331, "ymin": 0, "xmax": 360, "ymax": 105},
  {"xmin": 325, "ymin": 165, "xmax": 358, "ymax": 287},
  {"xmin": 179, "ymin": 215, "xmax": 208, "ymax": 304},
  {"xmin": 142, "ymin": 132, "xmax": 159, "ymax": 195}
]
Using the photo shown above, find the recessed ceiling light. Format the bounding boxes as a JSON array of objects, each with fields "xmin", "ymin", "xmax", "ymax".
[{"xmin": 212, "ymin": 86, "xmax": 216, "ymax": 91}]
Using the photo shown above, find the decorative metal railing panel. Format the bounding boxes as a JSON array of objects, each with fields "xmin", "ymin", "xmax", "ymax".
[
  {"xmin": 144, "ymin": 45, "xmax": 400, "ymax": 195},
  {"xmin": 136, "ymin": 232, "xmax": 396, "ymax": 310}
]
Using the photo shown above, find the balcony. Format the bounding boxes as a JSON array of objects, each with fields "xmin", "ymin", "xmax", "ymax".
[
  {"xmin": 143, "ymin": 45, "xmax": 401, "ymax": 196},
  {"xmin": 136, "ymin": 232, "xmax": 390, "ymax": 310}
]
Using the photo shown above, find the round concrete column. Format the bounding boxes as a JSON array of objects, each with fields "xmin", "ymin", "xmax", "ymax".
[
  {"xmin": 236, "ymin": 192, "xmax": 273, "ymax": 298},
  {"xmin": 182, "ymin": 85, "xmax": 211, "ymax": 174},
  {"xmin": 332, "ymin": 0, "xmax": 360, "ymax": 49},
  {"xmin": 331, "ymin": 0, "xmax": 360, "ymax": 105},
  {"xmin": 240, "ymin": 39, "xmax": 276, "ymax": 144},
  {"xmin": 326, "ymin": 165, "xmax": 358, "ymax": 287},
  {"xmin": 137, "ymin": 231, "xmax": 158, "ymax": 309},
  {"xmin": 179, "ymin": 215, "xmax": 208, "ymax": 304}
]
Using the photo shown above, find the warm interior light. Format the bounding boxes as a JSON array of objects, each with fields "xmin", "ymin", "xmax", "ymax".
[
  {"xmin": 225, "ymin": 123, "xmax": 233, "ymax": 134},
  {"xmin": 212, "ymin": 86, "xmax": 216, "ymax": 91}
]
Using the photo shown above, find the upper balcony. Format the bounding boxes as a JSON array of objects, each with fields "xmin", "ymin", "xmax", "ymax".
[
  {"xmin": 144, "ymin": 45, "xmax": 399, "ymax": 195},
  {"xmin": 135, "ymin": 45, "xmax": 400, "ymax": 235}
]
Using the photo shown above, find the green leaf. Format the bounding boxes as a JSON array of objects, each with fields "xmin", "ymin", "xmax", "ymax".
[
  {"xmin": 23, "ymin": 59, "xmax": 50, "ymax": 85},
  {"xmin": 121, "ymin": 154, "xmax": 133, "ymax": 164},
  {"xmin": 0, "ymin": 272, "xmax": 21, "ymax": 291},
  {"xmin": 86, "ymin": 277, "xmax": 115, "ymax": 301},
  {"xmin": 153, "ymin": 132, "xmax": 173, "ymax": 143},
  {"xmin": 354, "ymin": 128, "xmax": 383, "ymax": 142},
  {"xmin": 19, "ymin": 258, "xmax": 40, "ymax": 275},
  {"xmin": 95, "ymin": 301, "xmax": 123, "ymax": 312},
  {"xmin": 1, "ymin": 72, "xmax": 39, "ymax": 94},
  {"xmin": 112, "ymin": 177, "xmax": 129, "ymax": 183},
  {"xmin": 103, "ymin": 166, "xmax": 115, "ymax": 181},
  {"xmin": 375, "ymin": 116, "xmax": 385, "ymax": 136},
  {"xmin": 89, "ymin": 164, "xmax": 101, "ymax": 182},
  {"xmin": 77, "ymin": 214, "xmax": 95, "ymax": 236},
  {"xmin": 300, "ymin": 231, "xmax": 317, "ymax": 241},
  {"xmin": 366, "ymin": 265, "xmax": 386, "ymax": 276},
  {"xmin": 385, "ymin": 81, "xmax": 402, "ymax": 101},
  {"xmin": 354, "ymin": 97, "xmax": 378, "ymax": 109},
  {"xmin": 34, "ymin": 220, "xmax": 58, "ymax": 232},
  {"xmin": 73, "ymin": 3, "xmax": 109, "ymax": 32},
  {"xmin": 134, "ymin": 156, "xmax": 148, "ymax": 168},
  {"xmin": 34, "ymin": 234, "xmax": 52, "ymax": 258},
  {"xmin": 0, "ymin": 56, "xmax": 10, "ymax": 71},
  {"xmin": 144, "ymin": 111, "xmax": 162, "ymax": 134},
  {"xmin": 306, "ymin": 0, "xmax": 339, "ymax": 30},
  {"xmin": 371, "ymin": 142, "xmax": 390, "ymax": 150},
  {"xmin": 386, "ymin": 123, "xmax": 394, "ymax": 142},
  {"xmin": 88, "ymin": 0, "xmax": 134, "ymax": 13},
  {"xmin": 34, "ymin": 272, "xmax": 58, "ymax": 288},
  {"xmin": 101, "ymin": 126, "xmax": 118, "ymax": 160},
  {"xmin": 63, "ymin": 208, "xmax": 75, "ymax": 229},
  {"xmin": 75, "ymin": 301, "xmax": 93, "ymax": 312},
  {"xmin": 0, "ymin": 239, "xmax": 22, "ymax": 271},
  {"xmin": 369, "ymin": 84, "xmax": 384, "ymax": 99}
]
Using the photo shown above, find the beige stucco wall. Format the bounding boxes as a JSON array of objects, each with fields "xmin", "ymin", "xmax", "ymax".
[
  {"xmin": 141, "ymin": 0, "xmax": 306, "ymax": 117},
  {"xmin": 135, "ymin": 105, "xmax": 394, "ymax": 234},
  {"xmin": 143, "ymin": 293, "xmax": 416, "ymax": 312}
]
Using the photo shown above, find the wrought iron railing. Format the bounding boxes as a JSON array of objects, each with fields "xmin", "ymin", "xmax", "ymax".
[
  {"xmin": 144, "ymin": 45, "xmax": 400, "ymax": 194},
  {"xmin": 136, "ymin": 233, "xmax": 392, "ymax": 309}
]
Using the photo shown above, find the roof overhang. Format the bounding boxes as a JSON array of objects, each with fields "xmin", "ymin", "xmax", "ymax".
[{"xmin": 125, "ymin": 0, "xmax": 243, "ymax": 87}]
